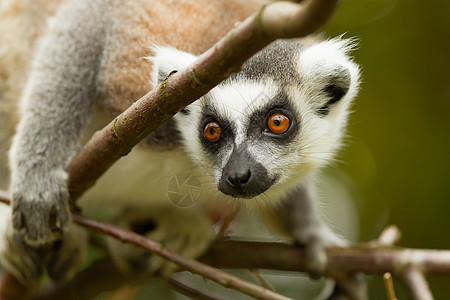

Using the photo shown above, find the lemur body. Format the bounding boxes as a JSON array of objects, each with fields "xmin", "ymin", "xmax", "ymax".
[{"xmin": 0, "ymin": 0, "xmax": 361, "ymax": 295}]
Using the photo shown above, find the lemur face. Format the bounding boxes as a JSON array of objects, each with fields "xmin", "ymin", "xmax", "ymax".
[
  {"xmin": 150, "ymin": 38, "xmax": 360, "ymax": 200},
  {"xmin": 196, "ymin": 82, "xmax": 296, "ymax": 198}
]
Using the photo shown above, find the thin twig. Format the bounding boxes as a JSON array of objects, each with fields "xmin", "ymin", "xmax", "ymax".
[
  {"xmin": 249, "ymin": 269, "xmax": 275, "ymax": 291},
  {"xmin": 378, "ymin": 225, "xmax": 402, "ymax": 246},
  {"xmin": 73, "ymin": 214, "xmax": 292, "ymax": 300},
  {"xmin": 383, "ymin": 273, "xmax": 397, "ymax": 300},
  {"xmin": 399, "ymin": 266, "xmax": 434, "ymax": 300}
]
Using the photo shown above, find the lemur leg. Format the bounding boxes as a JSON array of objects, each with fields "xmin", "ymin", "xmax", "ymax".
[
  {"xmin": 8, "ymin": 1, "xmax": 109, "ymax": 246},
  {"xmin": 105, "ymin": 206, "xmax": 213, "ymax": 276},
  {"xmin": 265, "ymin": 181, "xmax": 367, "ymax": 300}
]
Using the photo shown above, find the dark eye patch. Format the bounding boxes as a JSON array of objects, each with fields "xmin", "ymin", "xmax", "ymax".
[
  {"xmin": 247, "ymin": 91, "xmax": 299, "ymax": 145},
  {"xmin": 198, "ymin": 101, "xmax": 234, "ymax": 157}
]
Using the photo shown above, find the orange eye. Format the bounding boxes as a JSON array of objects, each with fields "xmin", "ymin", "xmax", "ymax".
[
  {"xmin": 204, "ymin": 122, "xmax": 221, "ymax": 142},
  {"xmin": 268, "ymin": 113, "xmax": 290, "ymax": 134}
]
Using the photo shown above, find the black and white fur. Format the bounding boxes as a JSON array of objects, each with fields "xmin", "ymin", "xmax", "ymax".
[
  {"xmin": 0, "ymin": 28, "xmax": 362, "ymax": 296},
  {"xmin": 147, "ymin": 38, "xmax": 361, "ymax": 278}
]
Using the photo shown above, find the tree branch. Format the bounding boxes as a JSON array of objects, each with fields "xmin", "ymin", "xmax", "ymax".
[
  {"xmin": 33, "ymin": 241, "xmax": 450, "ymax": 299},
  {"xmin": 73, "ymin": 214, "xmax": 292, "ymax": 300},
  {"xmin": 399, "ymin": 266, "xmax": 434, "ymax": 300},
  {"xmin": 1, "ymin": 192, "xmax": 450, "ymax": 299},
  {"xmin": 383, "ymin": 273, "xmax": 398, "ymax": 300}
]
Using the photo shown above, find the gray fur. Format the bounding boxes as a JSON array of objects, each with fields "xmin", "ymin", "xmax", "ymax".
[
  {"xmin": 9, "ymin": 0, "xmax": 111, "ymax": 245},
  {"xmin": 228, "ymin": 39, "xmax": 304, "ymax": 84},
  {"xmin": 271, "ymin": 182, "xmax": 345, "ymax": 272},
  {"xmin": 267, "ymin": 182, "xmax": 368, "ymax": 298}
]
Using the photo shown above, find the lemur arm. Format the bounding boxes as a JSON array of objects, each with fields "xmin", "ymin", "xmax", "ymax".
[
  {"xmin": 265, "ymin": 180, "xmax": 345, "ymax": 276},
  {"xmin": 265, "ymin": 181, "xmax": 368, "ymax": 299},
  {"xmin": 9, "ymin": 2, "xmax": 109, "ymax": 245}
]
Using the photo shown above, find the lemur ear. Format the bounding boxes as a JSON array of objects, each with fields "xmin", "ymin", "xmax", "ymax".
[
  {"xmin": 317, "ymin": 65, "xmax": 351, "ymax": 115},
  {"xmin": 298, "ymin": 37, "xmax": 360, "ymax": 116},
  {"xmin": 148, "ymin": 46, "xmax": 198, "ymax": 86}
]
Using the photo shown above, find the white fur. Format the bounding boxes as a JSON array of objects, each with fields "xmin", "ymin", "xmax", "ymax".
[
  {"xmin": 210, "ymin": 80, "xmax": 279, "ymax": 145},
  {"xmin": 147, "ymin": 45, "xmax": 198, "ymax": 86}
]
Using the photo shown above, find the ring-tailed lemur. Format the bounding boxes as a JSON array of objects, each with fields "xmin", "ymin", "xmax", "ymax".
[{"xmin": 0, "ymin": 0, "xmax": 361, "ymax": 297}]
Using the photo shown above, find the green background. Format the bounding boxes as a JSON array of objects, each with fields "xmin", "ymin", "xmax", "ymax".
[{"xmin": 325, "ymin": 0, "xmax": 450, "ymax": 298}]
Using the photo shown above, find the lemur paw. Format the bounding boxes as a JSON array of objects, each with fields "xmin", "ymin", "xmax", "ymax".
[
  {"xmin": 294, "ymin": 226, "xmax": 345, "ymax": 278},
  {"xmin": 10, "ymin": 170, "xmax": 71, "ymax": 245},
  {"xmin": 0, "ymin": 207, "xmax": 85, "ymax": 284},
  {"xmin": 295, "ymin": 228, "xmax": 368, "ymax": 300},
  {"xmin": 107, "ymin": 208, "xmax": 212, "ymax": 276}
]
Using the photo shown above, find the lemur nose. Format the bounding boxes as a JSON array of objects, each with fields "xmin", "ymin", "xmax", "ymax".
[{"xmin": 227, "ymin": 170, "xmax": 252, "ymax": 188}]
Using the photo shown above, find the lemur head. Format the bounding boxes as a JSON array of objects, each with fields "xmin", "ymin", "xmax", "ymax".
[{"xmin": 150, "ymin": 37, "xmax": 360, "ymax": 200}]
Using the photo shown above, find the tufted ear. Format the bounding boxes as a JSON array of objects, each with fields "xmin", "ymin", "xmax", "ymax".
[
  {"xmin": 298, "ymin": 37, "xmax": 360, "ymax": 116},
  {"xmin": 147, "ymin": 46, "xmax": 198, "ymax": 87},
  {"xmin": 316, "ymin": 64, "xmax": 352, "ymax": 115}
]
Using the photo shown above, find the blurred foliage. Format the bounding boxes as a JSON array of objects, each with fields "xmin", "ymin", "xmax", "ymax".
[{"xmin": 323, "ymin": 0, "xmax": 450, "ymax": 298}]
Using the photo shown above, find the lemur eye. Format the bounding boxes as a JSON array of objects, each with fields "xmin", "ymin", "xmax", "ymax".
[
  {"xmin": 204, "ymin": 122, "xmax": 221, "ymax": 142},
  {"xmin": 268, "ymin": 113, "xmax": 290, "ymax": 134}
]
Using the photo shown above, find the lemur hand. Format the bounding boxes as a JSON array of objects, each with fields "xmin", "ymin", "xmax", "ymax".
[
  {"xmin": 11, "ymin": 169, "xmax": 71, "ymax": 246},
  {"xmin": 293, "ymin": 225, "xmax": 345, "ymax": 278}
]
